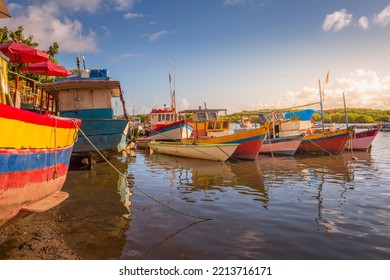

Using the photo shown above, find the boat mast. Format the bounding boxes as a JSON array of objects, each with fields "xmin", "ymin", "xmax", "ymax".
[
  {"xmin": 318, "ymin": 79, "xmax": 325, "ymax": 132},
  {"xmin": 343, "ymin": 92, "xmax": 349, "ymax": 128},
  {"xmin": 168, "ymin": 58, "xmax": 177, "ymax": 121}
]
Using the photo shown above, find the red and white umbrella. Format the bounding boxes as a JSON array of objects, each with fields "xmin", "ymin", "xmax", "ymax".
[{"xmin": 20, "ymin": 60, "xmax": 71, "ymax": 77}]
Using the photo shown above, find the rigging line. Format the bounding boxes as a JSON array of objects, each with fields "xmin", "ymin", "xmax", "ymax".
[{"xmin": 74, "ymin": 123, "xmax": 211, "ymax": 221}]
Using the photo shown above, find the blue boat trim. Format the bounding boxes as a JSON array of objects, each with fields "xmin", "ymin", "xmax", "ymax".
[{"xmin": 0, "ymin": 147, "xmax": 73, "ymax": 173}]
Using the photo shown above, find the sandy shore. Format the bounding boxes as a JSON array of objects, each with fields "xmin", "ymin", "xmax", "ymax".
[{"xmin": 0, "ymin": 207, "xmax": 80, "ymax": 260}]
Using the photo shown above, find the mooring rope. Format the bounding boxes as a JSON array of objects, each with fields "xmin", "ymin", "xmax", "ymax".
[{"xmin": 74, "ymin": 123, "xmax": 211, "ymax": 221}]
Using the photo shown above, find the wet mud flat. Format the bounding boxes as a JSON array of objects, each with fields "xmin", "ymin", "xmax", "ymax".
[{"xmin": 0, "ymin": 208, "xmax": 80, "ymax": 260}]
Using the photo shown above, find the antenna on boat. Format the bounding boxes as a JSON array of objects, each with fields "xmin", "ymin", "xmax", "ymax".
[
  {"xmin": 76, "ymin": 55, "xmax": 80, "ymax": 75},
  {"xmin": 78, "ymin": 22, "xmax": 86, "ymax": 70}
]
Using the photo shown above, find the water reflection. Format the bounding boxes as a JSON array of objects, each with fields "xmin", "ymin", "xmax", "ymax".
[
  {"xmin": 144, "ymin": 152, "xmax": 268, "ymax": 205},
  {"xmin": 59, "ymin": 157, "xmax": 132, "ymax": 259}
]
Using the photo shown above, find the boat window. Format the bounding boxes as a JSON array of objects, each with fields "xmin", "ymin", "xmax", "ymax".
[
  {"xmin": 197, "ymin": 112, "xmax": 207, "ymax": 121},
  {"xmin": 215, "ymin": 121, "xmax": 221, "ymax": 129},
  {"xmin": 258, "ymin": 114, "xmax": 268, "ymax": 124},
  {"xmin": 166, "ymin": 114, "xmax": 170, "ymax": 121},
  {"xmin": 209, "ymin": 112, "xmax": 218, "ymax": 120},
  {"xmin": 222, "ymin": 120, "xmax": 229, "ymax": 129},
  {"xmin": 207, "ymin": 121, "xmax": 215, "ymax": 129},
  {"xmin": 275, "ymin": 113, "xmax": 285, "ymax": 121},
  {"xmin": 158, "ymin": 114, "xmax": 162, "ymax": 122}
]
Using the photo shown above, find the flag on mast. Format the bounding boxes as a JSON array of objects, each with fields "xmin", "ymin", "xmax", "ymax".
[
  {"xmin": 323, "ymin": 70, "xmax": 329, "ymax": 102},
  {"xmin": 325, "ymin": 70, "xmax": 330, "ymax": 84}
]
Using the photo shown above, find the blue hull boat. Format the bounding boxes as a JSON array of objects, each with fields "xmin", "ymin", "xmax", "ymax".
[{"xmin": 40, "ymin": 69, "xmax": 128, "ymax": 159}]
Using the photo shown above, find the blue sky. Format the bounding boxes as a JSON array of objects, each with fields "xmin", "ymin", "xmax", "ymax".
[{"xmin": 3, "ymin": 0, "xmax": 390, "ymax": 114}]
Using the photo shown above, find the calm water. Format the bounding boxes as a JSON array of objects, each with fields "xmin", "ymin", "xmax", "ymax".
[{"xmin": 58, "ymin": 130, "xmax": 390, "ymax": 260}]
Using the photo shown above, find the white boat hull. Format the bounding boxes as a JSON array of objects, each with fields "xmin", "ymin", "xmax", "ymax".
[{"xmin": 148, "ymin": 142, "xmax": 239, "ymax": 161}]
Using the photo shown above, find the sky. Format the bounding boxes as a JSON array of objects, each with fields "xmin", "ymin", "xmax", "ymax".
[{"xmin": 2, "ymin": 0, "xmax": 390, "ymax": 114}]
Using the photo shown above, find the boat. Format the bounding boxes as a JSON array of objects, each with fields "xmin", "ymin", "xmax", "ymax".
[
  {"xmin": 270, "ymin": 106, "xmax": 353, "ymax": 156},
  {"xmin": 39, "ymin": 67, "xmax": 129, "ymax": 160},
  {"xmin": 297, "ymin": 127, "xmax": 354, "ymax": 155},
  {"xmin": 147, "ymin": 107, "xmax": 193, "ymax": 140},
  {"xmin": 179, "ymin": 107, "xmax": 269, "ymax": 160},
  {"xmin": 0, "ymin": 53, "xmax": 81, "ymax": 226},
  {"xmin": 144, "ymin": 63, "xmax": 193, "ymax": 141},
  {"xmin": 148, "ymin": 141, "xmax": 239, "ymax": 161},
  {"xmin": 380, "ymin": 120, "xmax": 390, "ymax": 131},
  {"xmin": 345, "ymin": 124, "xmax": 382, "ymax": 151},
  {"xmin": 240, "ymin": 117, "xmax": 251, "ymax": 128},
  {"xmin": 257, "ymin": 112, "xmax": 304, "ymax": 156}
]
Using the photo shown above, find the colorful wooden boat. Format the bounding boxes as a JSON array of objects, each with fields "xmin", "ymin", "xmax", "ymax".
[
  {"xmin": 257, "ymin": 112, "xmax": 306, "ymax": 156},
  {"xmin": 147, "ymin": 108, "xmax": 193, "ymax": 140},
  {"xmin": 148, "ymin": 141, "xmax": 239, "ymax": 161},
  {"xmin": 345, "ymin": 125, "xmax": 381, "ymax": 151},
  {"xmin": 257, "ymin": 111, "xmax": 353, "ymax": 156},
  {"xmin": 380, "ymin": 120, "xmax": 390, "ymax": 132},
  {"xmin": 39, "ymin": 69, "xmax": 128, "ymax": 159},
  {"xmin": 0, "ymin": 0, "xmax": 79, "ymax": 226},
  {"xmin": 297, "ymin": 127, "xmax": 354, "ymax": 155},
  {"xmin": 0, "ymin": 104, "xmax": 81, "ymax": 226},
  {"xmin": 179, "ymin": 107, "xmax": 268, "ymax": 160},
  {"xmin": 136, "ymin": 137, "xmax": 152, "ymax": 149},
  {"xmin": 146, "ymin": 66, "xmax": 193, "ymax": 140},
  {"xmin": 260, "ymin": 134, "xmax": 304, "ymax": 156}
]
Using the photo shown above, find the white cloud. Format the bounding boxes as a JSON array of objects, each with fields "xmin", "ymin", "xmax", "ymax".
[
  {"xmin": 113, "ymin": 0, "xmax": 138, "ymax": 11},
  {"xmin": 322, "ymin": 9, "xmax": 353, "ymax": 32},
  {"xmin": 224, "ymin": 0, "xmax": 247, "ymax": 5},
  {"xmin": 124, "ymin": 12, "xmax": 143, "ymax": 19},
  {"xmin": 5, "ymin": 3, "xmax": 98, "ymax": 53},
  {"xmin": 252, "ymin": 70, "xmax": 390, "ymax": 110},
  {"xmin": 177, "ymin": 98, "xmax": 190, "ymax": 111},
  {"xmin": 4, "ymin": 1, "xmax": 142, "ymax": 53},
  {"xmin": 146, "ymin": 30, "xmax": 171, "ymax": 42},
  {"xmin": 358, "ymin": 16, "xmax": 369, "ymax": 30},
  {"xmin": 373, "ymin": 3, "xmax": 390, "ymax": 27},
  {"xmin": 110, "ymin": 53, "xmax": 144, "ymax": 63}
]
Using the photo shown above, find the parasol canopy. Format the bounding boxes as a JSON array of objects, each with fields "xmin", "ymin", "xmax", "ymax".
[
  {"xmin": 0, "ymin": 0, "xmax": 11, "ymax": 18},
  {"xmin": 20, "ymin": 60, "xmax": 71, "ymax": 77},
  {"xmin": 0, "ymin": 40, "xmax": 50, "ymax": 63}
]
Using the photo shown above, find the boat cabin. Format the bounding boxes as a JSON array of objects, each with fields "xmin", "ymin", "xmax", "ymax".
[
  {"xmin": 39, "ymin": 69, "xmax": 121, "ymax": 119},
  {"xmin": 258, "ymin": 112, "xmax": 311, "ymax": 138},
  {"xmin": 178, "ymin": 108, "xmax": 230, "ymax": 138},
  {"xmin": 148, "ymin": 107, "xmax": 177, "ymax": 130}
]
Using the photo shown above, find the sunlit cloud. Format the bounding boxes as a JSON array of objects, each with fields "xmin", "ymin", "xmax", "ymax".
[
  {"xmin": 323, "ymin": 9, "xmax": 353, "ymax": 32},
  {"xmin": 373, "ymin": 3, "xmax": 390, "ymax": 27},
  {"xmin": 251, "ymin": 70, "xmax": 390, "ymax": 110},
  {"xmin": 358, "ymin": 16, "xmax": 369, "ymax": 30}
]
